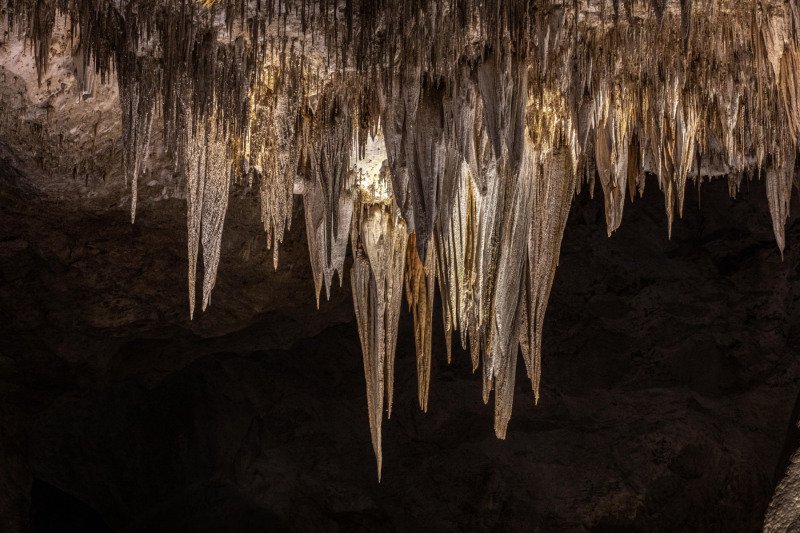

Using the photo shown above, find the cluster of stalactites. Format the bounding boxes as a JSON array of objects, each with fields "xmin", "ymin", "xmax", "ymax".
[
  {"xmin": 314, "ymin": 48, "xmax": 584, "ymax": 474},
  {"xmin": 6, "ymin": 0, "xmax": 800, "ymax": 477}
]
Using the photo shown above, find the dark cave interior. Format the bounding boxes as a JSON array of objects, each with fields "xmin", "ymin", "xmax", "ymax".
[{"xmin": 2, "ymin": 163, "xmax": 799, "ymax": 531}]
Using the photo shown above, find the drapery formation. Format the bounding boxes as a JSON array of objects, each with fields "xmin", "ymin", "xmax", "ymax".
[{"xmin": 5, "ymin": 0, "xmax": 800, "ymax": 476}]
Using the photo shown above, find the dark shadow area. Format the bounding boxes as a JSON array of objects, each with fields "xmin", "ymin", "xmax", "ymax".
[
  {"xmin": 30, "ymin": 479, "xmax": 111, "ymax": 533},
  {"xmin": 1, "ymin": 173, "xmax": 799, "ymax": 531}
]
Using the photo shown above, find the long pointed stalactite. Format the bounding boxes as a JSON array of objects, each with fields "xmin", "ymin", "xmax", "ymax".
[
  {"xmin": 351, "ymin": 199, "xmax": 408, "ymax": 481},
  {"xmin": 405, "ymin": 233, "xmax": 436, "ymax": 412},
  {"xmin": 4, "ymin": 0, "xmax": 800, "ymax": 476}
]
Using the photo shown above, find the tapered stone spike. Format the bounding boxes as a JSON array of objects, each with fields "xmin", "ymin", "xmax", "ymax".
[
  {"xmin": 351, "ymin": 200, "xmax": 407, "ymax": 478},
  {"xmin": 181, "ymin": 108, "xmax": 231, "ymax": 317},
  {"xmin": 405, "ymin": 234, "xmax": 436, "ymax": 412}
]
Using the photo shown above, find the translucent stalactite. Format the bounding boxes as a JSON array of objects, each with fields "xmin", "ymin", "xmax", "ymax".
[
  {"xmin": 351, "ymin": 199, "xmax": 407, "ymax": 480},
  {"xmin": 404, "ymin": 233, "xmax": 436, "ymax": 412}
]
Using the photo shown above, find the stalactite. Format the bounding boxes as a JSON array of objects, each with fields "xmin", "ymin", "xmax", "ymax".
[
  {"xmin": 523, "ymin": 150, "xmax": 578, "ymax": 403},
  {"xmin": 182, "ymin": 105, "xmax": 232, "ymax": 318},
  {"xmin": 433, "ymin": 155, "xmax": 470, "ymax": 365},
  {"xmin": 182, "ymin": 107, "xmax": 204, "ymax": 320},
  {"xmin": 766, "ymin": 144, "xmax": 797, "ymax": 257},
  {"xmin": 404, "ymin": 233, "xmax": 436, "ymax": 412},
  {"xmin": 303, "ymin": 171, "xmax": 355, "ymax": 306},
  {"xmin": 5, "ymin": 0, "xmax": 800, "ymax": 479},
  {"xmin": 249, "ymin": 90, "xmax": 300, "ymax": 271},
  {"xmin": 199, "ymin": 121, "xmax": 232, "ymax": 312},
  {"xmin": 119, "ymin": 56, "xmax": 158, "ymax": 224},
  {"xmin": 351, "ymin": 199, "xmax": 407, "ymax": 481},
  {"xmin": 303, "ymin": 84, "xmax": 358, "ymax": 305}
]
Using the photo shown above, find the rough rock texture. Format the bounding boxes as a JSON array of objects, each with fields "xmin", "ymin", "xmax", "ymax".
[
  {"xmin": 766, "ymin": 446, "xmax": 800, "ymax": 532},
  {"xmin": 1, "ymin": 152, "xmax": 798, "ymax": 530}
]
